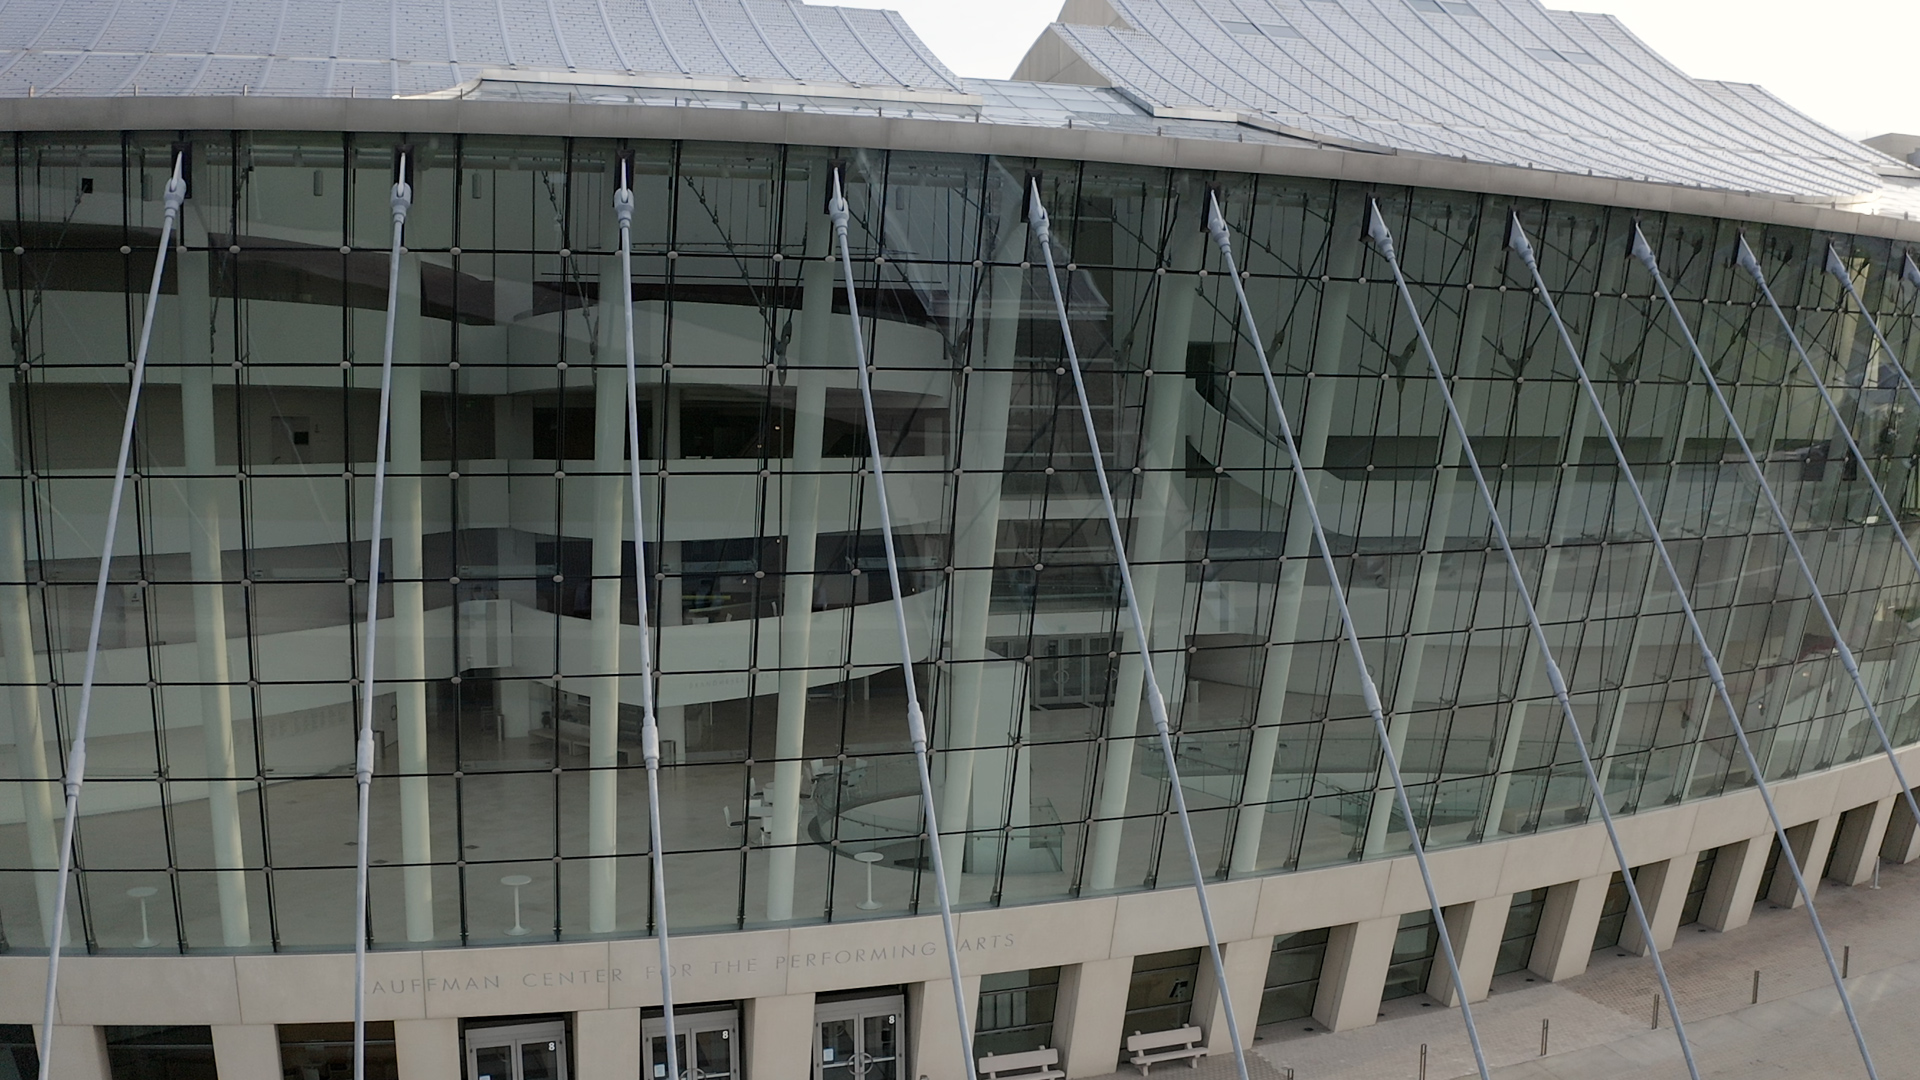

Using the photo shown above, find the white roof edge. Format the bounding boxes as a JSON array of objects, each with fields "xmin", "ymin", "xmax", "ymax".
[{"xmin": 429, "ymin": 66, "xmax": 984, "ymax": 107}]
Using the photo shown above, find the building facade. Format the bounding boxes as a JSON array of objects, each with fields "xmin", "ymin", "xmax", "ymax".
[{"xmin": 6, "ymin": 1, "xmax": 1920, "ymax": 1079}]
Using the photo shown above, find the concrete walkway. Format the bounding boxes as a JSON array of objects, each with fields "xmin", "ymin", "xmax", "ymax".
[{"xmin": 1086, "ymin": 857, "xmax": 1920, "ymax": 1079}]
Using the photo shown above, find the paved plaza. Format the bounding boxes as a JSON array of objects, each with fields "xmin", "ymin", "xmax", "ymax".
[{"xmin": 1090, "ymin": 856, "xmax": 1920, "ymax": 1079}]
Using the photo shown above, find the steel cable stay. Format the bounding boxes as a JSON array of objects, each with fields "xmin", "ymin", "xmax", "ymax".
[
  {"xmin": 1364, "ymin": 202, "xmax": 1705, "ymax": 1080},
  {"xmin": 36, "ymin": 147, "xmax": 187, "ymax": 1080},
  {"xmin": 826, "ymin": 169, "xmax": 978, "ymax": 1080},
  {"xmin": 1634, "ymin": 222, "xmax": 1895, "ymax": 1077},
  {"xmin": 1512, "ymin": 217, "xmax": 1877, "ymax": 1079},
  {"xmin": 1025, "ymin": 180, "xmax": 1251, "ymax": 1080},
  {"xmin": 351, "ymin": 149, "xmax": 413, "ymax": 1080},
  {"xmin": 1818, "ymin": 244, "xmax": 1920, "ymax": 833},
  {"xmin": 1205, "ymin": 191, "xmax": 1492, "ymax": 1080},
  {"xmin": 615, "ymin": 153, "xmax": 680, "ymax": 1080}
]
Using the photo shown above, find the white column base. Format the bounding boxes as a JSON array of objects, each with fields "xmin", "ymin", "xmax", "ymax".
[
  {"xmin": 744, "ymin": 992, "xmax": 814, "ymax": 1080},
  {"xmin": 1313, "ymin": 916, "xmax": 1396, "ymax": 1032},
  {"xmin": 1529, "ymin": 874, "xmax": 1610, "ymax": 981},
  {"xmin": 1829, "ymin": 798, "xmax": 1895, "ymax": 886},
  {"xmin": 395, "ymin": 1018, "xmax": 461, "ymax": 1080},
  {"xmin": 1429, "ymin": 895, "xmax": 1511, "ymax": 1006},
  {"xmin": 1055, "ymin": 957, "xmax": 1131, "ymax": 1078},
  {"xmin": 575, "ymin": 1008, "xmax": 640, "ymax": 1080}
]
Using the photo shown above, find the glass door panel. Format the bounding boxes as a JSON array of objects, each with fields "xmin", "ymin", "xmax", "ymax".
[
  {"xmin": 818, "ymin": 1019, "xmax": 856, "ymax": 1080},
  {"xmin": 693, "ymin": 1030, "xmax": 734, "ymax": 1080},
  {"xmin": 472, "ymin": 1046, "xmax": 512, "ymax": 1080},
  {"xmin": 646, "ymin": 1035, "xmax": 685, "ymax": 1080},
  {"xmin": 519, "ymin": 1041, "xmax": 558, "ymax": 1080},
  {"xmin": 862, "ymin": 1015, "xmax": 898, "ymax": 1080}
]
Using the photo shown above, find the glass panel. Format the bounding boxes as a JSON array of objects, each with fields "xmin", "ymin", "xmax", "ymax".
[
  {"xmin": 472, "ymin": 1045, "xmax": 511, "ymax": 1080},
  {"xmin": 818, "ymin": 1019, "xmax": 855, "ymax": 1080},
  {"xmin": 693, "ymin": 1029, "xmax": 733, "ymax": 1080},
  {"xmin": 518, "ymin": 1039, "xmax": 558, "ymax": 1080},
  {"xmin": 861, "ymin": 1014, "xmax": 898, "ymax": 1080}
]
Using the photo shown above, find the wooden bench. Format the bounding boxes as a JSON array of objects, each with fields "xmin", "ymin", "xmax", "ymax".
[
  {"xmin": 1125, "ymin": 1027, "xmax": 1206, "ymax": 1076},
  {"xmin": 976, "ymin": 1046, "xmax": 1064, "ymax": 1080}
]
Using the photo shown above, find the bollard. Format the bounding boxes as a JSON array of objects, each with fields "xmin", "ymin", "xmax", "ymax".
[
  {"xmin": 1752, "ymin": 969, "xmax": 1760, "ymax": 1004},
  {"xmin": 1652, "ymin": 994, "xmax": 1660, "ymax": 1029},
  {"xmin": 1419, "ymin": 1042, "xmax": 1427, "ymax": 1080},
  {"xmin": 1541, "ymin": 1017, "xmax": 1549, "ymax": 1056},
  {"xmin": 1844, "ymin": 945, "xmax": 1851, "ymax": 979}
]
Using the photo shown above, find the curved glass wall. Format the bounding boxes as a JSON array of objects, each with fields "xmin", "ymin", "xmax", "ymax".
[{"xmin": 3, "ymin": 130, "xmax": 1920, "ymax": 954}]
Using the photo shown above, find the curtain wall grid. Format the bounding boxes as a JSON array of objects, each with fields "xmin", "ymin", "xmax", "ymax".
[{"xmin": 1365, "ymin": 200, "xmax": 1703, "ymax": 1079}]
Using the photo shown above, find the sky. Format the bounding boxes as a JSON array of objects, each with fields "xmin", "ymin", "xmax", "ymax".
[{"xmin": 832, "ymin": 0, "xmax": 1920, "ymax": 140}]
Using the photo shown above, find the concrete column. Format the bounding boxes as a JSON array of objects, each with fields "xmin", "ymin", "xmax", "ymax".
[
  {"xmin": 934, "ymin": 214, "xmax": 1022, "ymax": 898},
  {"xmin": 1226, "ymin": 385, "xmax": 1332, "ymax": 870},
  {"xmin": 1698, "ymin": 836, "xmax": 1773, "ymax": 932},
  {"xmin": 744, "ymin": 992, "xmax": 815, "ymax": 1080},
  {"xmin": 1370, "ymin": 314, "xmax": 1495, "ymax": 853},
  {"xmin": 0, "ymin": 364, "xmax": 60, "ymax": 945},
  {"xmin": 394, "ymin": 1018, "xmax": 460, "ymax": 1080},
  {"xmin": 588, "ymin": 261, "xmax": 631, "ymax": 932},
  {"xmin": 764, "ymin": 168, "xmax": 837, "ymax": 921},
  {"xmin": 1189, "ymin": 938, "xmax": 1266, "ymax": 1053},
  {"xmin": 1428, "ymin": 895, "xmax": 1511, "ymax": 1006},
  {"xmin": 1881, "ymin": 797, "xmax": 1920, "ymax": 864},
  {"xmin": 1829, "ymin": 797, "xmax": 1895, "ymax": 886},
  {"xmin": 1769, "ymin": 815, "xmax": 1839, "ymax": 909},
  {"xmin": 36, "ymin": 1027, "xmax": 111, "ymax": 1080},
  {"xmin": 387, "ymin": 256, "xmax": 435, "ymax": 942},
  {"xmin": 909, "ymin": 974, "xmax": 980, "ymax": 1076},
  {"xmin": 1229, "ymin": 241, "xmax": 1356, "ymax": 874},
  {"xmin": 1087, "ymin": 226, "xmax": 1203, "ymax": 891},
  {"xmin": 1620, "ymin": 856, "xmax": 1692, "ymax": 957},
  {"xmin": 575, "ymin": 1008, "xmax": 640, "ymax": 1080},
  {"xmin": 1529, "ymin": 874, "xmax": 1610, "ymax": 981},
  {"xmin": 1313, "ymin": 916, "xmax": 1396, "ymax": 1032},
  {"xmin": 211, "ymin": 1024, "xmax": 280, "ymax": 1079},
  {"xmin": 175, "ymin": 232, "xmax": 252, "ymax": 948},
  {"xmin": 1054, "ymin": 957, "xmax": 1130, "ymax": 1079}
]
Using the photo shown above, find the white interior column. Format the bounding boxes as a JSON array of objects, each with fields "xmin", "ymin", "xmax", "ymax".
[
  {"xmin": 174, "ymin": 215, "xmax": 251, "ymax": 945},
  {"xmin": 1230, "ymin": 238, "xmax": 1359, "ymax": 873},
  {"xmin": 588, "ymin": 260, "xmax": 629, "ymax": 932},
  {"xmin": 1086, "ymin": 228, "xmax": 1201, "ymax": 891},
  {"xmin": 387, "ymin": 254, "xmax": 435, "ymax": 941},
  {"xmin": 766, "ymin": 176, "xmax": 835, "ymax": 922},
  {"xmin": 1366, "ymin": 300, "xmax": 1492, "ymax": 854},
  {"xmin": 934, "ymin": 221, "xmax": 1022, "ymax": 897},
  {"xmin": 0, "ymin": 359, "xmax": 59, "ymax": 944}
]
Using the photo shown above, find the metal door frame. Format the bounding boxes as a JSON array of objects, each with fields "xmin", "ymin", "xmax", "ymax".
[
  {"xmin": 642, "ymin": 1009, "xmax": 739, "ymax": 1080},
  {"xmin": 464, "ymin": 1020, "xmax": 570, "ymax": 1080},
  {"xmin": 812, "ymin": 994, "xmax": 906, "ymax": 1080}
]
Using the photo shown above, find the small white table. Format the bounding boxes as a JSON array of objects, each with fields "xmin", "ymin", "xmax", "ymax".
[
  {"xmin": 127, "ymin": 886, "xmax": 160, "ymax": 948},
  {"xmin": 501, "ymin": 875, "xmax": 534, "ymax": 936},
  {"xmin": 853, "ymin": 852, "xmax": 885, "ymax": 910}
]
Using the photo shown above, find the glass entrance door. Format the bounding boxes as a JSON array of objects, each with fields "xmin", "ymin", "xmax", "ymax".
[
  {"xmin": 643, "ymin": 1010, "xmax": 738, "ymax": 1080},
  {"xmin": 465, "ymin": 1021, "xmax": 568, "ymax": 1080},
  {"xmin": 813, "ymin": 995, "xmax": 904, "ymax": 1080}
]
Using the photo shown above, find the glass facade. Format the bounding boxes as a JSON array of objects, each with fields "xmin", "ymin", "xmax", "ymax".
[{"xmin": 3, "ymin": 130, "xmax": 1920, "ymax": 955}]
